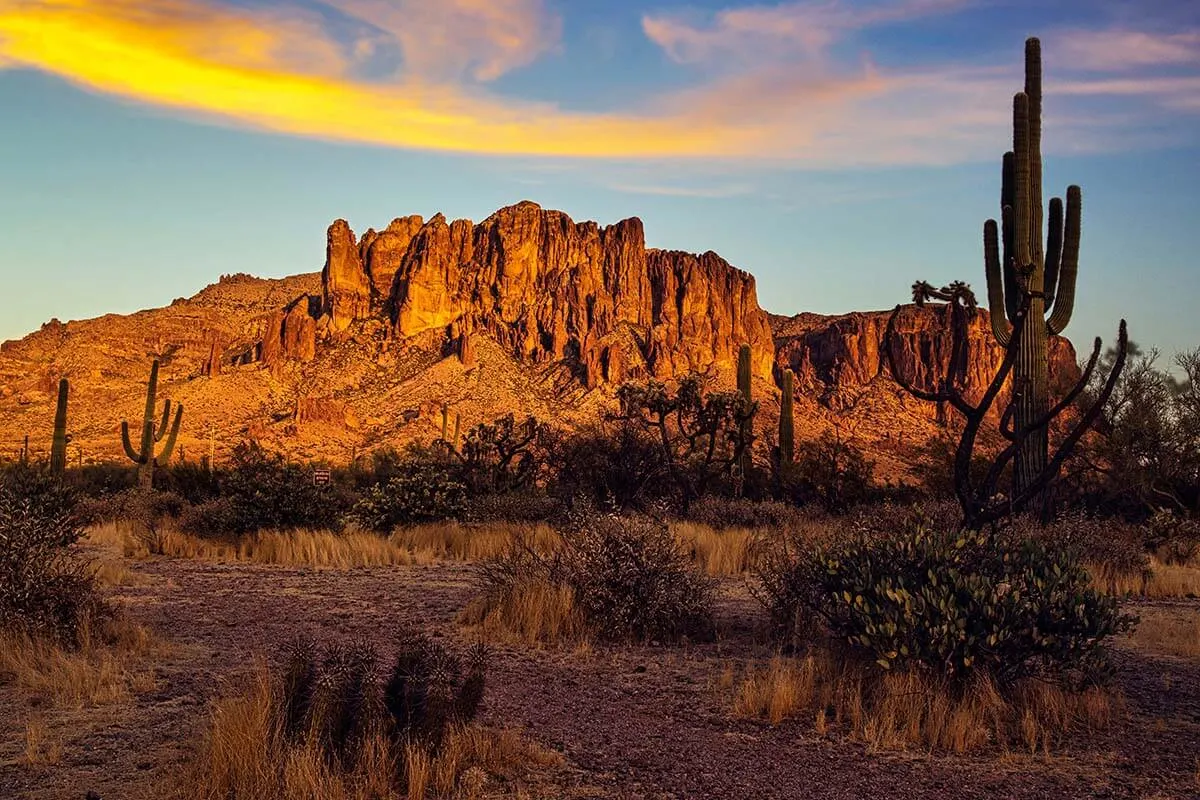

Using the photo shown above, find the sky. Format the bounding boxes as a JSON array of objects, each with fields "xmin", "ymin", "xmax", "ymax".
[{"xmin": 0, "ymin": 0, "xmax": 1197, "ymax": 361}]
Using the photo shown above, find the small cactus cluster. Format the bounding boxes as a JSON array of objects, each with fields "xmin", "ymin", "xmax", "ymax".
[{"xmin": 121, "ymin": 360, "xmax": 183, "ymax": 489}]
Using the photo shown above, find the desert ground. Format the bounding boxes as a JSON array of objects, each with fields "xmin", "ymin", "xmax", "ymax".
[{"xmin": 3, "ymin": 524, "xmax": 1198, "ymax": 800}]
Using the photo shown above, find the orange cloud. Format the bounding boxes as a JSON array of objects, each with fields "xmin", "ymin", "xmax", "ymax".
[
  {"xmin": 0, "ymin": 0, "xmax": 1193, "ymax": 165},
  {"xmin": 0, "ymin": 0, "xmax": 892, "ymax": 159}
]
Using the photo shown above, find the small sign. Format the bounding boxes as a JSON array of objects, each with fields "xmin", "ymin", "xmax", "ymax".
[{"xmin": 313, "ymin": 469, "xmax": 331, "ymax": 487}]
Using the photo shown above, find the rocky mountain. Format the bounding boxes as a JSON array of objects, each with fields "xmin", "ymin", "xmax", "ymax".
[{"xmin": 0, "ymin": 201, "xmax": 1077, "ymax": 478}]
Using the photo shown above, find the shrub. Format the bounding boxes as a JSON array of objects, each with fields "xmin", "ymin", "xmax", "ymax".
[
  {"xmin": 217, "ymin": 441, "xmax": 349, "ymax": 533},
  {"xmin": 351, "ymin": 460, "xmax": 466, "ymax": 532},
  {"xmin": 476, "ymin": 511, "xmax": 716, "ymax": 643},
  {"xmin": 759, "ymin": 518, "xmax": 1135, "ymax": 685},
  {"xmin": 107, "ymin": 489, "xmax": 186, "ymax": 554},
  {"xmin": 784, "ymin": 432, "xmax": 875, "ymax": 513},
  {"xmin": 550, "ymin": 423, "xmax": 667, "ymax": 510},
  {"xmin": 0, "ymin": 465, "xmax": 104, "ymax": 645},
  {"xmin": 463, "ymin": 491, "xmax": 562, "ymax": 524},
  {"xmin": 685, "ymin": 496, "xmax": 807, "ymax": 531}
]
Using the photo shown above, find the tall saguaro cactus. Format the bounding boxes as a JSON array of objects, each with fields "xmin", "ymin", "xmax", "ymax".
[
  {"xmin": 737, "ymin": 344, "xmax": 754, "ymax": 480},
  {"xmin": 983, "ymin": 37, "xmax": 1081, "ymax": 496},
  {"xmin": 779, "ymin": 369, "xmax": 795, "ymax": 469},
  {"xmin": 122, "ymin": 360, "xmax": 183, "ymax": 489},
  {"xmin": 50, "ymin": 378, "xmax": 70, "ymax": 474}
]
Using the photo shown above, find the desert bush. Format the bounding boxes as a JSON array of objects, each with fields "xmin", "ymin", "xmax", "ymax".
[
  {"xmin": 758, "ymin": 516, "xmax": 1135, "ymax": 685},
  {"xmin": 157, "ymin": 459, "xmax": 223, "ymax": 505},
  {"xmin": 450, "ymin": 414, "xmax": 551, "ymax": 494},
  {"xmin": 104, "ymin": 488, "xmax": 186, "ymax": 554},
  {"xmin": 473, "ymin": 512, "xmax": 715, "ymax": 643},
  {"xmin": 783, "ymin": 433, "xmax": 875, "ymax": 513},
  {"xmin": 462, "ymin": 491, "xmax": 562, "ymax": 524},
  {"xmin": 217, "ymin": 441, "xmax": 349, "ymax": 533},
  {"xmin": 685, "ymin": 496, "xmax": 807, "ymax": 531},
  {"xmin": 0, "ymin": 465, "xmax": 105, "ymax": 646},
  {"xmin": 351, "ymin": 460, "xmax": 466, "ymax": 532},
  {"xmin": 550, "ymin": 423, "xmax": 667, "ymax": 510}
]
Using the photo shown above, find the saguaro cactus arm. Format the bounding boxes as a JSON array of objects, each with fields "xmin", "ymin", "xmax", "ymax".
[
  {"xmin": 1047, "ymin": 185, "xmax": 1081, "ymax": 335},
  {"xmin": 983, "ymin": 220, "xmax": 1011, "ymax": 346},
  {"xmin": 121, "ymin": 421, "xmax": 144, "ymax": 464},
  {"xmin": 155, "ymin": 404, "xmax": 183, "ymax": 466}
]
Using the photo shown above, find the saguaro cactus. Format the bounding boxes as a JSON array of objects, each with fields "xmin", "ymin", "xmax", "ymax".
[
  {"xmin": 737, "ymin": 344, "xmax": 754, "ymax": 479},
  {"xmin": 983, "ymin": 37, "xmax": 1081, "ymax": 496},
  {"xmin": 121, "ymin": 360, "xmax": 183, "ymax": 489},
  {"xmin": 779, "ymin": 369, "xmax": 795, "ymax": 469},
  {"xmin": 50, "ymin": 378, "xmax": 69, "ymax": 474}
]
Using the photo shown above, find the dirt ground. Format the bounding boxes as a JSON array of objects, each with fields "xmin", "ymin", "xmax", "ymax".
[{"xmin": 2, "ymin": 554, "xmax": 1199, "ymax": 800}]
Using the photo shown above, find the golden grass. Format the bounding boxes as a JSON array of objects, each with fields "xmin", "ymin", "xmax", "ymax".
[
  {"xmin": 0, "ymin": 617, "xmax": 161, "ymax": 708},
  {"xmin": 732, "ymin": 651, "xmax": 1119, "ymax": 754},
  {"xmin": 22, "ymin": 713, "xmax": 63, "ymax": 766},
  {"xmin": 1091, "ymin": 557, "xmax": 1200, "ymax": 599},
  {"xmin": 393, "ymin": 521, "xmax": 560, "ymax": 562},
  {"xmin": 671, "ymin": 522, "xmax": 763, "ymax": 576},
  {"xmin": 191, "ymin": 662, "xmax": 562, "ymax": 800},
  {"xmin": 89, "ymin": 520, "xmax": 565, "ymax": 570},
  {"xmin": 1123, "ymin": 608, "xmax": 1200, "ymax": 659},
  {"xmin": 458, "ymin": 579, "xmax": 589, "ymax": 646}
]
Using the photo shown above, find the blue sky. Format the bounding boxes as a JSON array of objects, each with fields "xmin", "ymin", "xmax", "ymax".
[{"xmin": 0, "ymin": 0, "xmax": 1197, "ymax": 359}]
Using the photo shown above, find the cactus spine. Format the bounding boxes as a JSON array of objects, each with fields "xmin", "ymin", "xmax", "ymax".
[
  {"xmin": 121, "ymin": 360, "xmax": 183, "ymax": 489},
  {"xmin": 737, "ymin": 344, "xmax": 753, "ymax": 479},
  {"xmin": 779, "ymin": 369, "xmax": 795, "ymax": 469},
  {"xmin": 983, "ymin": 37, "xmax": 1080, "ymax": 496},
  {"xmin": 50, "ymin": 378, "xmax": 69, "ymax": 474}
]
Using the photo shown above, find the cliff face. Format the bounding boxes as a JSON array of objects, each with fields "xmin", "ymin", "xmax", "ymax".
[
  {"xmin": 773, "ymin": 306, "xmax": 1079, "ymax": 411},
  {"xmin": 315, "ymin": 201, "xmax": 775, "ymax": 385}
]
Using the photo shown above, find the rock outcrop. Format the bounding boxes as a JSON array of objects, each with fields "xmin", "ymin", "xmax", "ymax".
[
  {"xmin": 314, "ymin": 201, "xmax": 775, "ymax": 384},
  {"xmin": 773, "ymin": 306, "xmax": 1079, "ymax": 411}
]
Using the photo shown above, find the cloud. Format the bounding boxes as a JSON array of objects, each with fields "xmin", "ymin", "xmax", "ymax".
[
  {"xmin": 0, "ymin": 0, "xmax": 1195, "ymax": 166},
  {"xmin": 1054, "ymin": 29, "xmax": 1200, "ymax": 72},
  {"xmin": 642, "ymin": 0, "xmax": 965, "ymax": 65},
  {"xmin": 325, "ymin": 0, "xmax": 561, "ymax": 82}
]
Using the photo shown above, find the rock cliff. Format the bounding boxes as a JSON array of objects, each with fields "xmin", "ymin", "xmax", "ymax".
[{"xmin": 314, "ymin": 201, "xmax": 775, "ymax": 385}]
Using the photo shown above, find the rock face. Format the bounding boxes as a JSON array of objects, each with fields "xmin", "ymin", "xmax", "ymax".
[
  {"xmin": 321, "ymin": 220, "xmax": 371, "ymax": 332},
  {"xmin": 316, "ymin": 201, "xmax": 775, "ymax": 384},
  {"xmin": 774, "ymin": 306, "xmax": 1079, "ymax": 410}
]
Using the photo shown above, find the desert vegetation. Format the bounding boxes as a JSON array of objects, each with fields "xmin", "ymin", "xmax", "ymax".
[{"xmin": 2, "ymin": 34, "xmax": 1199, "ymax": 800}]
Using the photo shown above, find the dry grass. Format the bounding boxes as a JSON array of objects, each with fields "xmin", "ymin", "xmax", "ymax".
[
  {"xmin": 191, "ymin": 662, "xmax": 562, "ymax": 800},
  {"xmin": 458, "ymin": 579, "xmax": 589, "ymax": 646},
  {"xmin": 732, "ymin": 651, "xmax": 1119, "ymax": 754},
  {"xmin": 1091, "ymin": 557, "xmax": 1200, "ymax": 599},
  {"xmin": 89, "ymin": 520, "xmax": 565, "ymax": 570},
  {"xmin": 0, "ymin": 617, "xmax": 161, "ymax": 708},
  {"xmin": 671, "ymin": 522, "xmax": 764, "ymax": 576},
  {"xmin": 22, "ymin": 713, "xmax": 63, "ymax": 766},
  {"xmin": 1123, "ymin": 608, "xmax": 1200, "ymax": 659},
  {"xmin": 394, "ymin": 521, "xmax": 560, "ymax": 562}
]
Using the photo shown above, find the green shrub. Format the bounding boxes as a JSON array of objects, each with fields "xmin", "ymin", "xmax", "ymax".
[
  {"xmin": 760, "ymin": 519, "xmax": 1135, "ymax": 684},
  {"xmin": 350, "ymin": 460, "xmax": 466, "ymax": 532},
  {"xmin": 0, "ymin": 465, "xmax": 104, "ymax": 645},
  {"xmin": 783, "ymin": 433, "xmax": 875, "ymax": 513},
  {"xmin": 550, "ymin": 424, "xmax": 667, "ymax": 510},
  {"xmin": 217, "ymin": 441, "xmax": 349, "ymax": 533}
]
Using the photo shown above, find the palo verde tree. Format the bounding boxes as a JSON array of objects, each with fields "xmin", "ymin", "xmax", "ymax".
[
  {"xmin": 983, "ymin": 37, "xmax": 1083, "ymax": 497},
  {"xmin": 885, "ymin": 281, "xmax": 1126, "ymax": 529},
  {"xmin": 121, "ymin": 360, "xmax": 183, "ymax": 490}
]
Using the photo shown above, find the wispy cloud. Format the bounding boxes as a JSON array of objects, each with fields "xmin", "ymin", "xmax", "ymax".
[
  {"xmin": 0, "ymin": 0, "xmax": 1195, "ymax": 165},
  {"xmin": 642, "ymin": 0, "xmax": 965, "ymax": 65},
  {"xmin": 1054, "ymin": 29, "xmax": 1200, "ymax": 72}
]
